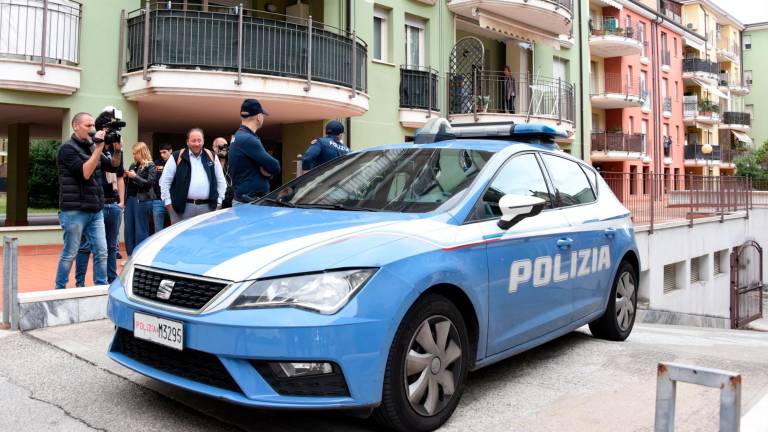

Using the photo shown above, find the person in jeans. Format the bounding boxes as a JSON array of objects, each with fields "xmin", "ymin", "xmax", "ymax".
[
  {"xmin": 74, "ymin": 138, "xmax": 125, "ymax": 286},
  {"xmin": 159, "ymin": 128, "xmax": 226, "ymax": 223},
  {"xmin": 124, "ymin": 142, "xmax": 157, "ymax": 256},
  {"xmin": 55, "ymin": 111, "xmax": 123, "ymax": 289},
  {"xmin": 151, "ymin": 142, "xmax": 172, "ymax": 233}
]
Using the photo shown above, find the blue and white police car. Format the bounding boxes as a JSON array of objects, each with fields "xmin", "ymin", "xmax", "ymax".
[{"xmin": 108, "ymin": 119, "xmax": 639, "ymax": 431}]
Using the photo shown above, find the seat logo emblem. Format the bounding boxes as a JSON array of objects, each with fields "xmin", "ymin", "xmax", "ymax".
[{"xmin": 157, "ymin": 279, "xmax": 175, "ymax": 300}]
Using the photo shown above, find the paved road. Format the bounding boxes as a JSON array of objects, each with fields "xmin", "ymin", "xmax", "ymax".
[{"xmin": 0, "ymin": 322, "xmax": 766, "ymax": 432}]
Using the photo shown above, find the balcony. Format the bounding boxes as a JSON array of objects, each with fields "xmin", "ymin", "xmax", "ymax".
[
  {"xmin": 716, "ymin": 41, "xmax": 740, "ymax": 63},
  {"xmin": 719, "ymin": 111, "xmax": 751, "ymax": 132},
  {"xmin": 447, "ymin": 71, "xmax": 575, "ymax": 136},
  {"xmin": 588, "ymin": 19, "xmax": 643, "ymax": 58},
  {"xmin": 719, "ymin": 74, "xmax": 750, "ymax": 96},
  {"xmin": 683, "ymin": 100, "xmax": 720, "ymax": 125},
  {"xmin": 399, "ymin": 66, "xmax": 439, "ymax": 128},
  {"xmin": 590, "ymin": 132, "xmax": 645, "ymax": 162},
  {"xmin": 662, "ymin": 97, "xmax": 673, "ymax": 117},
  {"xmin": 0, "ymin": 0, "xmax": 81, "ymax": 94},
  {"xmin": 446, "ymin": 0, "xmax": 573, "ymax": 38},
  {"xmin": 120, "ymin": 3, "xmax": 369, "ymax": 127},
  {"xmin": 590, "ymin": 73, "xmax": 644, "ymax": 109},
  {"xmin": 682, "ymin": 58, "xmax": 719, "ymax": 81},
  {"xmin": 660, "ymin": 0, "xmax": 682, "ymax": 25},
  {"xmin": 684, "ymin": 144, "xmax": 721, "ymax": 167}
]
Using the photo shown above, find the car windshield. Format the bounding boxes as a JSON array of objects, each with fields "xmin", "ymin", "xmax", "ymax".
[{"xmin": 261, "ymin": 147, "xmax": 493, "ymax": 213}]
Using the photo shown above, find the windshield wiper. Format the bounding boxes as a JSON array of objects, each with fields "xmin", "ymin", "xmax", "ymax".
[
  {"xmin": 295, "ymin": 203, "xmax": 379, "ymax": 212},
  {"xmin": 259, "ymin": 197, "xmax": 296, "ymax": 208}
]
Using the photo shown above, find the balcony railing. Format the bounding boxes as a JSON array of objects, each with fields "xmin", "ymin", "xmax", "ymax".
[
  {"xmin": 660, "ymin": 0, "xmax": 682, "ymax": 25},
  {"xmin": 589, "ymin": 19, "xmax": 640, "ymax": 40},
  {"xmin": 125, "ymin": 2, "xmax": 367, "ymax": 92},
  {"xmin": 718, "ymin": 73, "xmax": 747, "ymax": 89},
  {"xmin": 722, "ymin": 111, "xmax": 751, "ymax": 126},
  {"xmin": 591, "ymin": 73, "xmax": 643, "ymax": 98},
  {"xmin": 447, "ymin": 71, "xmax": 576, "ymax": 123},
  {"xmin": 663, "ymin": 97, "xmax": 672, "ymax": 113},
  {"xmin": 0, "ymin": 0, "xmax": 81, "ymax": 66},
  {"xmin": 545, "ymin": 0, "xmax": 573, "ymax": 12},
  {"xmin": 685, "ymin": 144, "xmax": 722, "ymax": 161},
  {"xmin": 591, "ymin": 132, "xmax": 644, "ymax": 153},
  {"xmin": 683, "ymin": 58, "xmax": 719, "ymax": 75},
  {"xmin": 661, "ymin": 50, "xmax": 671, "ymax": 67},
  {"xmin": 400, "ymin": 66, "xmax": 438, "ymax": 111}
]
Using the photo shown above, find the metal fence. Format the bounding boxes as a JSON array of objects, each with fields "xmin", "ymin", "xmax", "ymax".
[
  {"xmin": 722, "ymin": 111, "xmax": 751, "ymax": 126},
  {"xmin": 0, "ymin": 0, "xmax": 81, "ymax": 68},
  {"xmin": 684, "ymin": 144, "xmax": 721, "ymax": 161},
  {"xmin": 591, "ymin": 72, "xmax": 642, "ymax": 99},
  {"xmin": 447, "ymin": 71, "xmax": 575, "ymax": 123},
  {"xmin": 601, "ymin": 172, "xmax": 750, "ymax": 232},
  {"xmin": 399, "ymin": 66, "xmax": 438, "ymax": 111},
  {"xmin": 591, "ymin": 132, "xmax": 644, "ymax": 153},
  {"xmin": 682, "ymin": 58, "xmax": 718, "ymax": 75},
  {"xmin": 589, "ymin": 19, "xmax": 640, "ymax": 40},
  {"xmin": 125, "ymin": 2, "xmax": 367, "ymax": 92},
  {"xmin": 663, "ymin": 96, "xmax": 672, "ymax": 113},
  {"xmin": 543, "ymin": 0, "xmax": 573, "ymax": 12}
]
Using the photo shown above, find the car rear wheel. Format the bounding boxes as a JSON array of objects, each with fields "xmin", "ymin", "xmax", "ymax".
[
  {"xmin": 372, "ymin": 294, "xmax": 470, "ymax": 432},
  {"xmin": 589, "ymin": 260, "xmax": 638, "ymax": 341}
]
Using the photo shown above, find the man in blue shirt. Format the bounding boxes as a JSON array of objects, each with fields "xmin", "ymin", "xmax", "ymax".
[
  {"xmin": 301, "ymin": 120, "xmax": 350, "ymax": 172},
  {"xmin": 229, "ymin": 99, "xmax": 281, "ymax": 204}
]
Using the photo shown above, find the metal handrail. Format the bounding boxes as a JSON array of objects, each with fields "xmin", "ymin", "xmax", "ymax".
[
  {"xmin": 722, "ymin": 111, "xmax": 751, "ymax": 126},
  {"xmin": 400, "ymin": 66, "xmax": 439, "ymax": 112},
  {"xmin": 683, "ymin": 58, "xmax": 718, "ymax": 75},
  {"xmin": 591, "ymin": 132, "xmax": 644, "ymax": 153},
  {"xmin": 589, "ymin": 19, "xmax": 640, "ymax": 40},
  {"xmin": 591, "ymin": 73, "xmax": 642, "ymax": 98},
  {"xmin": 447, "ymin": 71, "xmax": 576, "ymax": 123},
  {"xmin": 0, "ymin": 0, "xmax": 82, "ymax": 66},
  {"xmin": 684, "ymin": 144, "xmax": 722, "ymax": 161},
  {"xmin": 126, "ymin": 2, "xmax": 367, "ymax": 92}
]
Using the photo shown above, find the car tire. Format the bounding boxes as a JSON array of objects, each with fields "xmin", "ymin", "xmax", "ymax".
[
  {"xmin": 589, "ymin": 260, "xmax": 638, "ymax": 341},
  {"xmin": 372, "ymin": 294, "xmax": 470, "ymax": 432}
]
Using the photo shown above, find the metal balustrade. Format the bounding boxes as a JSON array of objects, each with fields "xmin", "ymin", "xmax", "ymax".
[
  {"xmin": 125, "ymin": 2, "xmax": 367, "ymax": 92},
  {"xmin": 722, "ymin": 111, "xmax": 751, "ymax": 126},
  {"xmin": 683, "ymin": 58, "xmax": 719, "ymax": 75},
  {"xmin": 591, "ymin": 132, "xmax": 644, "ymax": 153},
  {"xmin": 663, "ymin": 97, "xmax": 672, "ymax": 113},
  {"xmin": 660, "ymin": 0, "xmax": 682, "ymax": 24},
  {"xmin": 684, "ymin": 144, "xmax": 722, "ymax": 161},
  {"xmin": 591, "ymin": 72, "xmax": 643, "ymax": 99},
  {"xmin": 447, "ymin": 71, "xmax": 575, "ymax": 123},
  {"xmin": 399, "ymin": 66, "xmax": 438, "ymax": 111},
  {"xmin": 589, "ymin": 19, "xmax": 640, "ymax": 40}
]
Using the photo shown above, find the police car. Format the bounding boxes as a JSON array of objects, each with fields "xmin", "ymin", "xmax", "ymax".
[{"xmin": 108, "ymin": 118, "xmax": 639, "ymax": 432}]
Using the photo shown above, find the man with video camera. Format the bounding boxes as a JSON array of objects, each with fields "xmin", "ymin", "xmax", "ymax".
[
  {"xmin": 212, "ymin": 137, "xmax": 234, "ymax": 208},
  {"xmin": 55, "ymin": 109, "xmax": 124, "ymax": 289}
]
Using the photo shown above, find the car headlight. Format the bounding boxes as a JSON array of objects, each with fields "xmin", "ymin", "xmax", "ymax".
[
  {"xmin": 118, "ymin": 255, "xmax": 135, "ymax": 288},
  {"xmin": 229, "ymin": 269, "xmax": 377, "ymax": 314}
]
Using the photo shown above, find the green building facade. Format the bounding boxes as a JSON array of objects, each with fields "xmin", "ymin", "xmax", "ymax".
[{"xmin": 744, "ymin": 22, "xmax": 768, "ymax": 148}]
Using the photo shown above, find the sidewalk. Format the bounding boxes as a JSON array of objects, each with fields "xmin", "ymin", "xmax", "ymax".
[{"xmin": 0, "ymin": 243, "xmax": 127, "ymax": 308}]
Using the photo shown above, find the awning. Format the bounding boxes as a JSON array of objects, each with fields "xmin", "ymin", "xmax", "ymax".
[
  {"xmin": 593, "ymin": 0, "xmax": 623, "ymax": 9},
  {"xmin": 684, "ymin": 36, "xmax": 706, "ymax": 52},
  {"xmin": 693, "ymin": 78, "xmax": 729, "ymax": 100},
  {"xmin": 732, "ymin": 131, "xmax": 754, "ymax": 145},
  {"xmin": 475, "ymin": 9, "xmax": 561, "ymax": 50}
]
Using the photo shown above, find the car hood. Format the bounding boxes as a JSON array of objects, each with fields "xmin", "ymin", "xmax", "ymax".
[{"xmin": 132, "ymin": 204, "xmax": 439, "ymax": 281}]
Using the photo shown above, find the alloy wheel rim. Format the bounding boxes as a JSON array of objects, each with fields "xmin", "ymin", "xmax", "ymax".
[
  {"xmin": 615, "ymin": 271, "xmax": 636, "ymax": 332},
  {"xmin": 403, "ymin": 315, "xmax": 462, "ymax": 417}
]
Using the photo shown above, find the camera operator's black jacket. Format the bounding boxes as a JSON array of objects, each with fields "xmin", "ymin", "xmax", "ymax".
[{"xmin": 57, "ymin": 134, "xmax": 120, "ymax": 212}]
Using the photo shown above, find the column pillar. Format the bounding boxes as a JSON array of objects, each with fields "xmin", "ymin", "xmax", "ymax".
[{"xmin": 6, "ymin": 123, "xmax": 30, "ymax": 227}]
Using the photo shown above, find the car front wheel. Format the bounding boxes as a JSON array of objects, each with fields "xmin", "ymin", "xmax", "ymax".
[
  {"xmin": 589, "ymin": 260, "xmax": 638, "ymax": 341},
  {"xmin": 372, "ymin": 294, "xmax": 470, "ymax": 432}
]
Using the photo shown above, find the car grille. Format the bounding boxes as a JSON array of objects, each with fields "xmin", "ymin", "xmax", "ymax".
[
  {"xmin": 132, "ymin": 267, "xmax": 229, "ymax": 310},
  {"xmin": 251, "ymin": 361, "xmax": 350, "ymax": 397},
  {"xmin": 113, "ymin": 328, "xmax": 241, "ymax": 394}
]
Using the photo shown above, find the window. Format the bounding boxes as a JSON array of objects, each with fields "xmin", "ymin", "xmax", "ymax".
[
  {"xmin": 664, "ymin": 262, "xmax": 683, "ymax": 294},
  {"xmin": 629, "ymin": 116, "xmax": 635, "ymax": 134},
  {"xmin": 714, "ymin": 250, "xmax": 727, "ymax": 275},
  {"xmin": 373, "ymin": 8, "xmax": 389, "ymax": 62},
  {"xmin": 472, "ymin": 153, "xmax": 552, "ymax": 221},
  {"xmin": 745, "ymin": 35, "xmax": 752, "ymax": 50},
  {"xmin": 629, "ymin": 166, "xmax": 637, "ymax": 195},
  {"xmin": 745, "ymin": 70, "xmax": 753, "ymax": 87},
  {"xmin": 674, "ymin": 80, "xmax": 679, "ymax": 101},
  {"xmin": 690, "ymin": 255, "xmax": 708, "ymax": 283},
  {"xmin": 642, "ymin": 120, "xmax": 648, "ymax": 152},
  {"xmin": 405, "ymin": 16, "xmax": 426, "ymax": 67},
  {"xmin": 674, "ymin": 37, "xmax": 678, "ymax": 57},
  {"xmin": 640, "ymin": 71, "xmax": 647, "ymax": 92},
  {"xmin": 540, "ymin": 155, "xmax": 596, "ymax": 207},
  {"xmin": 746, "ymin": 104, "xmax": 754, "ymax": 118},
  {"xmin": 639, "ymin": 22, "xmax": 647, "ymax": 57},
  {"xmin": 662, "ymin": 78, "xmax": 668, "ymax": 99},
  {"xmin": 553, "ymin": 57, "xmax": 568, "ymax": 82}
]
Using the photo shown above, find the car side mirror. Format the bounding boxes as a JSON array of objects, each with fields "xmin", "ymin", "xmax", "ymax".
[{"xmin": 497, "ymin": 195, "xmax": 546, "ymax": 230}]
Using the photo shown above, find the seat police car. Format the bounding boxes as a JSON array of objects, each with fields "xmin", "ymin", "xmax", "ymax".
[{"xmin": 108, "ymin": 118, "xmax": 639, "ymax": 432}]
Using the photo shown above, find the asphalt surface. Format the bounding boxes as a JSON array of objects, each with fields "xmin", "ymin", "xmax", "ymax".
[{"xmin": 0, "ymin": 322, "xmax": 766, "ymax": 432}]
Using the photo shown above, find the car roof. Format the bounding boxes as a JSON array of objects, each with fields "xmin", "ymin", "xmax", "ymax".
[{"xmin": 361, "ymin": 139, "xmax": 561, "ymax": 154}]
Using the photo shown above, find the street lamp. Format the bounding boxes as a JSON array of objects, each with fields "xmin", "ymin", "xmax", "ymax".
[{"xmin": 701, "ymin": 143, "xmax": 713, "ymax": 176}]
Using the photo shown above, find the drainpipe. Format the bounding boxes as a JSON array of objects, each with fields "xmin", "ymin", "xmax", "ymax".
[
  {"xmin": 345, "ymin": 0, "xmax": 352, "ymax": 148},
  {"xmin": 651, "ymin": 16, "xmax": 663, "ymax": 174},
  {"xmin": 739, "ymin": 29, "xmax": 744, "ymax": 87},
  {"xmin": 700, "ymin": 5, "xmax": 708, "ymax": 61},
  {"xmin": 577, "ymin": 0, "xmax": 585, "ymax": 159}
]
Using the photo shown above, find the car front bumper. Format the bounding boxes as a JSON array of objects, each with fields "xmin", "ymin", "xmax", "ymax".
[{"xmin": 107, "ymin": 279, "xmax": 394, "ymax": 409}]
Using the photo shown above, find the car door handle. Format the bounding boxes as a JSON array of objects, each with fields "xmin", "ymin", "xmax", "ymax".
[
  {"xmin": 604, "ymin": 228, "xmax": 617, "ymax": 238},
  {"xmin": 556, "ymin": 238, "xmax": 573, "ymax": 249}
]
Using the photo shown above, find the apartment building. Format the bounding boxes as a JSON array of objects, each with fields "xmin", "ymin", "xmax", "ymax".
[
  {"xmin": 744, "ymin": 22, "xmax": 767, "ymax": 147},
  {"xmin": 587, "ymin": 0, "xmax": 686, "ymax": 191},
  {"xmin": 677, "ymin": 0, "xmax": 750, "ymax": 176}
]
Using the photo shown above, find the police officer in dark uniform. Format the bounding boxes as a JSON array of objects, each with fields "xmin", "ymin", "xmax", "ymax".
[{"xmin": 301, "ymin": 120, "xmax": 350, "ymax": 172}]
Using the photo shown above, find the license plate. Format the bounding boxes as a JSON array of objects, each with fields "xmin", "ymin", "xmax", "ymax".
[{"xmin": 134, "ymin": 312, "xmax": 184, "ymax": 351}]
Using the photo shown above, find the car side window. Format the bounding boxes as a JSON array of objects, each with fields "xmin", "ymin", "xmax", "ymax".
[
  {"xmin": 540, "ymin": 154, "xmax": 596, "ymax": 207},
  {"xmin": 470, "ymin": 153, "xmax": 552, "ymax": 221}
]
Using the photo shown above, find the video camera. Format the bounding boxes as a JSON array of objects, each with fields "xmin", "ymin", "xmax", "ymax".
[
  {"xmin": 217, "ymin": 143, "xmax": 229, "ymax": 159},
  {"xmin": 92, "ymin": 107, "xmax": 126, "ymax": 146}
]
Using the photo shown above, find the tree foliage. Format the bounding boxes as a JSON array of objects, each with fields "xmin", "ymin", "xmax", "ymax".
[
  {"xmin": 28, "ymin": 140, "xmax": 60, "ymax": 208},
  {"xmin": 735, "ymin": 139, "xmax": 768, "ymax": 182}
]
